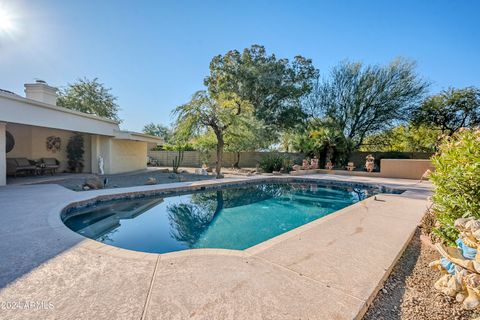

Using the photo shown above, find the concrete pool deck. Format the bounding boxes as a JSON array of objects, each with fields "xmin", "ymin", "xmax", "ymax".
[{"xmin": 0, "ymin": 174, "xmax": 432, "ymax": 319}]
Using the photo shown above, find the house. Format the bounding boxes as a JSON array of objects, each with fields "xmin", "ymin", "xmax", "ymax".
[{"xmin": 0, "ymin": 80, "xmax": 163, "ymax": 185}]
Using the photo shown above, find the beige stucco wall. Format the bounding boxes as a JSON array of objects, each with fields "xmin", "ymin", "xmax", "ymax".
[
  {"xmin": 379, "ymin": 159, "xmax": 433, "ymax": 180},
  {"xmin": 90, "ymin": 135, "xmax": 113, "ymax": 174},
  {"xmin": 108, "ymin": 139, "xmax": 147, "ymax": 174},
  {"xmin": 6, "ymin": 123, "xmax": 92, "ymax": 173}
]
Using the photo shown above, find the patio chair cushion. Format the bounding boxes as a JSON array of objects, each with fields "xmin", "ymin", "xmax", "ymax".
[
  {"xmin": 6, "ymin": 158, "xmax": 17, "ymax": 166},
  {"xmin": 15, "ymin": 158, "xmax": 32, "ymax": 167},
  {"xmin": 6, "ymin": 159, "xmax": 18, "ymax": 175},
  {"xmin": 42, "ymin": 158, "xmax": 58, "ymax": 166}
]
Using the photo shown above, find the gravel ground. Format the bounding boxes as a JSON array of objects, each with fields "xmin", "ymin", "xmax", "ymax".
[
  {"xmin": 44, "ymin": 168, "xmax": 216, "ymax": 191},
  {"xmin": 363, "ymin": 227, "xmax": 480, "ymax": 320}
]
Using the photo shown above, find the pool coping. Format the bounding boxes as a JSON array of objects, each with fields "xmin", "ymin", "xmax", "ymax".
[
  {"xmin": 1, "ymin": 174, "xmax": 432, "ymax": 320},
  {"xmin": 52, "ymin": 176, "xmax": 407, "ymax": 262}
]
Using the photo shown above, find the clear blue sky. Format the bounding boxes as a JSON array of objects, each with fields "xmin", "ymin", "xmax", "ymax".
[{"xmin": 0, "ymin": 0, "xmax": 479, "ymax": 132}]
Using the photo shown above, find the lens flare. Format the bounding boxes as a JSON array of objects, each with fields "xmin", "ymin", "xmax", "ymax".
[{"xmin": 0, "ymin": 8, "xmax": 14, "ymax": 33}]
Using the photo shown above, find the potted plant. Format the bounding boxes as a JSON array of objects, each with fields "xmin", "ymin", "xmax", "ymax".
[{"xmin": 66, "ymin": 133, "xmax": 85, "ymax": 173}]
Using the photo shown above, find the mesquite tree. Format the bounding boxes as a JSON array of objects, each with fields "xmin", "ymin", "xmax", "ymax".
[
  {"xmin": 173, "ymin": 91, "xmax": 251, "ymax": 178},
  {"xmin": 412, "ymin": 87, "xmax": 480, "ymax": 136},
  {"xmin": 307, "ymin": 58, "xmax": 429, "ymax": 160},
  {"xmin": 204, "ymin": 45, "xmax": 318, "ymax": 129}
]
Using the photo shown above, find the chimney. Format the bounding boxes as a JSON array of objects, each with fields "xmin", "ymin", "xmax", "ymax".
[{"xmin": 24, "ymin": 80, "xmax": 58, "ymax": 106}]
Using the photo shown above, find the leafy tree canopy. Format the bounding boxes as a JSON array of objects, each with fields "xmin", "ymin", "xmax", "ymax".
[
  {"xmin": 204, "ymin": 44, "xmax": 318, "ymax": 129},
  {"xmin": 143, "ymin": 123, "xmax": 172, "ymax": 143},
  {"xmin": 57, "ymin": 78, "xmax": 121, "ymax": 122},
  {"xmin": 173, "ymin": 90, "xmax": 252, "ymax": 176},
  {"xmin": 306, "ymin": 58, "xmax": 429, "ymax": 153},
  {"xmin": 412, "ymin": 87, "xmax": 480, "ymax": 136},
  {"xmin": 224, "ymin": 117, "xmax": 275, "ymax": 153},
  {"xmin": 188, "ymin": 116, "xmax": 275, "ymax": 167},
  {"xmin": 360, "ymin": 125, "xmax": 439, "ymax": 152}
]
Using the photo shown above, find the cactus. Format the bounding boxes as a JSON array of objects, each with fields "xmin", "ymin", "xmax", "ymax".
[{"xmin": 172, "ymin": 150, "xmax": 184, "ymax": 174}]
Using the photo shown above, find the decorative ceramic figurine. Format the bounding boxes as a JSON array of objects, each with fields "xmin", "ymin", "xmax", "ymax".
[
  {"xmin": 430, "ymin": 217, "xmax": 480, "ymax": 310},
  {"xmin": 325, "ymin": 161, "xmax": 334, "ymax": 170},
  {"xmin": 419, "ymin": 169, "xmax": 432, "ymax": 182},
  {"xmin": 365, "ymin": 154, "xmax": 375, "ymax": 172},
  {"xmin": 302, "ymin": 159, "xmax": 310, "ymax": 170},
  {"xmin": 346, "ymin": 162, "xmax": 356, "ymax": 171}
]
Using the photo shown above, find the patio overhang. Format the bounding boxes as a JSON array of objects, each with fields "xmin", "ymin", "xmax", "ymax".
[
  {"xmin": 113, "ymin": 130, "xmax": 164, "ymax": 146},
  {"xmin": 0, "ymin": 91, "xmax": 119, "ymax": 136}
]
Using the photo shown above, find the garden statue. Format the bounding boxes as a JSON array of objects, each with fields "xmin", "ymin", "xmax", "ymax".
[
  {"xmin": 310, "ymin": 157, "xmax": 319, "ymax": 169},
  {"xmin": 346, "ymin": 162, "xmax": 356, "ymax": 171},
  {"xmin": 145, "ymin": 177, "xmax": 157, "ymax": 185},
  {"xmin": 365, "ymin": 154, "xmax": 375, "ymax": 172},
  {"xmin": 195, "ymin": 167, "xmax": 208, "ymax": 175},
  {"xmin": 325, "ymin": 160, "xmax": 334, "ymax": 170},
  {"xmin": 430, "ymin": 217, "xmax": 480, "ymax": 310},
  {"xmin": 98, "ymin": 156, "xmax": 104, "ymax": 175},
  {"xmin": 302, "ymin": 159, "xmax": 310, "ymax": 170}
]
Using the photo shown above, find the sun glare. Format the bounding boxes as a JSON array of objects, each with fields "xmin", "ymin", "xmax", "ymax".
[{"xmin": 0, "ymin": 7, "xmax": 14, "ymax": 33}]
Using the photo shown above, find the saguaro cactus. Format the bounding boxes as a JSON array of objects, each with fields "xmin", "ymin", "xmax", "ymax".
[{"xmin": 172, "ymin": 150, "xmax": 184, "ymax": 174}]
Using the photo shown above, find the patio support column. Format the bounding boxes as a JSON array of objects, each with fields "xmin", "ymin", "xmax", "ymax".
[
  {"xmin": 91, "ymin": 135, "xmax": 99, "ymax": 174},
  {"xmin": 0, "ymin": 122, "xmax": 6, "ymax": 186}
]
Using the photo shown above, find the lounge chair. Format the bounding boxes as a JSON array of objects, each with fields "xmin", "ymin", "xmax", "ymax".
[
  {"xmin": 6, "ymin": 158, "xmax": 37, "ymax": 177},
  {"xmin": 40, "ymin": 158, "xmax": 60, "ymax": 175}
]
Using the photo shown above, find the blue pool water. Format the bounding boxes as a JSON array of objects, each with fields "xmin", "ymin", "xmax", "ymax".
[{"xmin": 63, "ymin": 182, "xmax": 382, "ymax": 253}]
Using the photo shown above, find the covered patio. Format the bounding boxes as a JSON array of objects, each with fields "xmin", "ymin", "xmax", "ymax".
[{"xmin": 0, "ymin": 81, "xmax": 162, "ymax": 186}]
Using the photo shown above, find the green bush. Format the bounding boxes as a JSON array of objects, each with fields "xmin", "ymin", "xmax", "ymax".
[
  {"xmin": 259, "ymin": 153, "xmax": 291, "ymax": 173},
  {"xmin": 430, "ymin": 128, "xmax": 480, "ymax": 244}
]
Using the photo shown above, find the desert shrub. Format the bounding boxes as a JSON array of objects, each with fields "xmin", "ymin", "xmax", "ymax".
[
  {"xmin": 259, "ymin": 153, "xmax": 291, "ymax": 173},
  {"xmin": 430, "ymin": 128, "xmax": 480, "ymax": 244},
  {"xmin": 281, "ymin": 157, "xmax": 294, "ymax": 173}
]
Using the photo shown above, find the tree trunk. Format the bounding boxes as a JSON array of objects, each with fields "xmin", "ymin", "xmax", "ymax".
[
  {"xmin": 233, "ymin": 152, "xmax": 240, "ymax": 169},
  {"xmin": 214, "ymin": 190, "xmax": 224, "ymax": 215},
  {"xmin": 326, "ymin": 146, "xmax": 334, "ymax": 164},
  {"xmin": 215, "ymin": 132, "xmax": 224, "ymax": 178}
]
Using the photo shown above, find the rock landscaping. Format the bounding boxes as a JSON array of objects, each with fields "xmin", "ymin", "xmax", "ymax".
[{"xmin": 364, "ymin": 228, "xmax": 480, "ymax": 320}]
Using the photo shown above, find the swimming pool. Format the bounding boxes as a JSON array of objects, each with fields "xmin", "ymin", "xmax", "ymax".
[{"xmin": 63, "ymin": 181, "xmax": 388, "ymax": 254}]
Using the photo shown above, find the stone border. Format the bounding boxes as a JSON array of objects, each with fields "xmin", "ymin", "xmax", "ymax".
[{"xmin": 52, "ymin": 176, "xmax": 407, "ymax": 262}]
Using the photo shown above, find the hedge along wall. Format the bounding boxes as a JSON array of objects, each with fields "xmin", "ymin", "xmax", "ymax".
[{"xmin": 148, "ymin": 150, "xmax": 432, "ymax": 168}]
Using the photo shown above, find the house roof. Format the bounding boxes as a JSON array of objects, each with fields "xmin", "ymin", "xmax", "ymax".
[
  {"xmin": 0, "ymin": 88, "xmax": 21, "ymax": 97},
  {"xmin": 114, "ymin": 130, "xmax": 165, "ymax": 144},
  {"xmin": 0, "ymin": 90, "xmax": 163, "ymax": 145}
]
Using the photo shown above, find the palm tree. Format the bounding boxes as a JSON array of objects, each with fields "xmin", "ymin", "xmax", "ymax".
[{"xmin": 310, "ymin": 127, "xmax": 345, "ymax": 166}]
